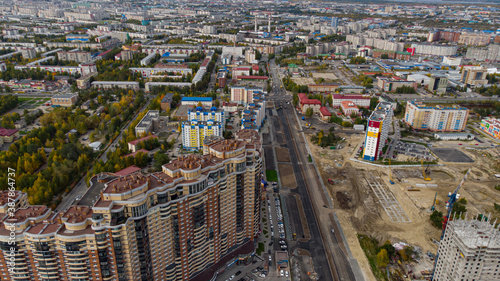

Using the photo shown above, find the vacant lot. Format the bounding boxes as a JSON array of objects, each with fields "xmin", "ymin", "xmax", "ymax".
[
  {"xmin": 275, "ymin": 147, "xmax": 291, "ymax": 162},
  {"xmin": 291, "ymin": 77, "xmax": 314, "ymax": 86},
  {"xmin": 312, "ymin": 72, "xmax": 337, "ymax": 80},
  {"xmin": 278, "ymin": 164, "xmax": 297, "ymax": 188}
]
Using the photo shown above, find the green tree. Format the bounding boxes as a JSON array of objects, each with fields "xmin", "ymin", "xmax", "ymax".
[
  {"xmin": 430, "ymin": 210, "xmax": 444, "ymax": 228},
  {"xmin": 292, "ymin": 93, "xmax": 299, "ymax": 107},
  {"xmin": 376, "ymin": 249, "xmax": 390, "ymax": 268},
  {"xmin": 153, "ymin": 151, "xmax": 170, "ymax": 171},
  {"xmin": 305, "ymin": 107, "xmax": 314, "ymax": 117}
]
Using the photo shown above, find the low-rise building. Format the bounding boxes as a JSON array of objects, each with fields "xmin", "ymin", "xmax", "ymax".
[
  {"xmin": 340, "ymin": 101, "xmax": 359, "ymax": 116},
  {"xmin": 298, "ymin": 93, "xmax": 321, "ymax": 114},
  {"xmin": 91, "ymin": 81, "xmax": 140, "ymax": 90},
  {"xmin": 319, "ymin": 106, "xmax": 331, "ymax": 121},
  {"xmin": 135, "ymin": 110, "xmax": 159, "ymax": 137},
  {"xmin": 331, "ymin": 94, "xmax": 370, "ymax": 108},
  {"xmin": 429, "ymin": 75, "xmax": 448, "ymax": 93},
  {"xmin": 222, "ymin": 102, "xmax": 238, "ymax": 113},
  {"xmin": 433, "ymin": 133, "xmax": 474, "ymax": 141},
  {"xmin": 0, "ymin": 127, "xmax": 19, "ymax": 144},
  {"xmin": 160, "ymin": 93, "xmax": 174, "ymax": 112},
  {"xmin": 308, "ymin": 83, "xmax": 339, "ymax": 93},
  {"xmin": 51, "ymin": 93, "xmax": 78, "ymax": 107},
  {"xmin": 128, "ymin": 135, "xmax": 158, "ymax": 152},
  {"xmin": 76, "ymin": 73, "xmax": 98, "ymax": 89},
  {"xmin": 217, "ymin": 71, "xmax": 227, "ymax": 88},
  {"xmin": 181, "ymin": 97, "xmax": 212, "ymax": 107},
  {"xmin": 377, "ymin": 77, "xmax": 417, "ymax": 92}
]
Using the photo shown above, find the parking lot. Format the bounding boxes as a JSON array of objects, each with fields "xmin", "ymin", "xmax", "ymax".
[
  {"xmin": 393, "ymin": 141, "xmax": 434, "ymax": 161},
  {"xmin": 431, "ymin": 148, "xmax": 474, "ymax": 163}
]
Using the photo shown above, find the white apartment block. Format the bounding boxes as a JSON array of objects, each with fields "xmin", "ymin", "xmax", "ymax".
[
  {"xmin": 182, "ymin": 120, "xmax": 222, "ymax": 150},
  {"xmin": 188, "ymin": 108, "xmax": 225, "ymax": 127},
  {"xmin": 410, "ymin": 43, "xmax": 458, "ymax": 56},
  {"xmin": 362, "ymin": 102, "xmax": 393, "ymax": 161},
  {"xmin": 434, "ymin": 217, "xmax": 500, "ymax": 281},
  {"xmin": 405, "ymin": 101, "xmax": 469, "ymax": 132}
]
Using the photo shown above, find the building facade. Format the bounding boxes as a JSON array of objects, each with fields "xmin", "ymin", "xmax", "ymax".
[
  {"xmin": 51, "ymin": 93, "xmax": 78, "ymax": 107},
  {"xmin": 480, "ymin": 118, "xmax": 500, "ymax": 139},
  {"xmin": 298, "ymin": 93, "xmax": 321, "ymax": 114},
  {"xmin": 135, "ymin": 110, "xmax": 159, "ymax": 137},
  {"xmin": 182, "ymin": 120, "xmax": 222, "ymax": 150},
  {"xmin": 331, "ymin": 94, "xmax": 370, "ymax": 108},
  {"xmin": 0, "ymin": 130, "xmax": 262, "ymax": 281},
  {"xmin": 404, "ymin": 101, "xmax": 469, "ymax": 132},
  {"xmin": 429, "ymin": 75, "xmax": 449, "ymax": 93},
  {"xmin": 434, "ymin": 218, "xmax": 500, "ymax": 281},
  {"xmin": 188, "ymin": 108, "xmax": 225, "ymax": 126},
  {"xmin": 363, "ymin": 102, "xmax": 393, "ymax": 161},
  {"xmin": 461, "ymin": 66, "xmax": 488, "ymax": 86}
]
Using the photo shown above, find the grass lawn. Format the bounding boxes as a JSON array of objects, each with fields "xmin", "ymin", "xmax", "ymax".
[
  {"xmin": 256, "ymin": 242, "xmax": 265, "ymax": 255},
  {"xmin": 266, "ymin": 170, "xmax": 278, "ymax": 182},
  {"xmin": 19, "ymin": 131, "xmax": 28, "ymax": 135},
  {"xmin": 19, "ymin": 97, "xmax": 33, "ymax": 102}
]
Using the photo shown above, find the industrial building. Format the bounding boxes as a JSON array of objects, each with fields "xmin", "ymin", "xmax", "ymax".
[
  {"xmin": 0, "ymin": 130, "xmax": 262, "ymax": 281},
  {"xmin": 377, "ymin": 77, "xmax": 418, "ymax": 92},
  {"xmin": 362, "ymin": 102, "xmax": 393, "ymax": 161},
  {"xmin": 434, "ymin": 217, "xmax": 500, "ymax": 281},
  {"xmin": 404, "ymin": 101, "xmax": 469, "ymax": 132}
]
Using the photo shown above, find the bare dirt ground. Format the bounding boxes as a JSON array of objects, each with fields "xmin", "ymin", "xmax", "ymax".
[
  {"xmin": 307, "ymin": 132, "xmax": 500, "ymax": 280},
  {"xmin": 291, "ymin": 77, "xmax": 315, "ymax": 86},
  {"xmin": 278, "ymin": 163, "xmax": 297, "ymax": 188},
  {"xmin": 312, "ymin": 72, "xmax": 338, "ymax": 80},
  {"xmin": 276, "ymin": 147, "xmax": 291, "ymax": 162}
]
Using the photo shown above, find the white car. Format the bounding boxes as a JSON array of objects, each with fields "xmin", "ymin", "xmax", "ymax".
[
  {"xmin": 285, "ymin": 271, "xmax": 289, "ymax": 278},
  {"xmin": 280, "ymin": 270, "xmax": 284, "ymax": 276}
]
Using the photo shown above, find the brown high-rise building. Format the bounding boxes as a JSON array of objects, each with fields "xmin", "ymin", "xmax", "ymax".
[{"xmin": 0, "ymin": 129, "xmax": 263, "ymax": 281}]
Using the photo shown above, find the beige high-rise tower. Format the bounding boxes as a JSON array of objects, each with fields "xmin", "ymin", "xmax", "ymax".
[{"xmin": 0, "ymin": 129, "xmax": 263, "ymax": 281}]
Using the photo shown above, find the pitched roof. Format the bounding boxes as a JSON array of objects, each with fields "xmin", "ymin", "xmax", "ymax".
[
  {"xmin": 319, "ymin": 106, "xmax": 331, "ymax": 116},
  {"xmin": 0, "ymin": 127, "xmax": 18, "ymax": 137},
  {"xmin": 114, "ymin": 165, "xmax": 141, "ymax": 177},
  {"xmin": 128, "ymin": 135, "xmax": 158, "ymax": 146}
]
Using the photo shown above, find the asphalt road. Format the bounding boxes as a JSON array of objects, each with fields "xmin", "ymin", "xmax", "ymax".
[{"xmin": 269, "ymin": 59, "xmax": 356, "ymax": 281}]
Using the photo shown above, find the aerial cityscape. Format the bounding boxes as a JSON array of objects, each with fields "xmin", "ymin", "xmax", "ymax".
[{"xmin": 0, "ymin": 1, "xmax": 499, "ymax": 281}]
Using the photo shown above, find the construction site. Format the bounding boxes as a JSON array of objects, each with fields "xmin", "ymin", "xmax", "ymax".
[{"xmin": 307, "ymin": 132, "xmax": 500, "ymax": 281}]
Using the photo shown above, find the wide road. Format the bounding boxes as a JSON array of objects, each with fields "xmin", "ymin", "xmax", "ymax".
[{"xmin": 269, "ymin": 59, "xmax": 356, "ymax": 281}]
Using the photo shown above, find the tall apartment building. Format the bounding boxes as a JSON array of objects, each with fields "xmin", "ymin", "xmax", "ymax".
[
  {"xmin": 21, "ymin": 48, "xmax": 36, "ymax": 59},
  {"xmin": 182, "ymin": 120, "xmax": 222, "ymax": 150},
  {"xmin": 433, "ymin": 217, "xmax": 500, "ymax": 281},
  {"xmin": 410, "ymin": 43, "xmax": 458, "ymax": 56},
  {"xmin": 245, "ymin": 49, "xmax": 256, "ymax": 63},
  {"xmin": 404, "ymin": 101, "xmax": 469, "ymax": 132},
  {"xmin": 465, "ymin": 44, "xmax": 500, "ymax": 62},
  {"xmin": 0, "ymin": 130, "xmax": 262, "ymax": 281},
  {"xmin": 461, "ymin": 66, "xmax": 488, "ymax": 86},
  {"xmin": 458, "ymin": 33, "xmax": 491, "ymax": 46},
  {"xmin": 362, "ymin": 102, "xmax": 393, "ymax": 161}
]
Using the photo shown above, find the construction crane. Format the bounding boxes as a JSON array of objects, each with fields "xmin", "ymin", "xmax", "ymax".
[
  {"xmin": 432, "ymin": 168, "xmax": 471, "ymax": 280},
  {"xmin": 388, "ymin": 160, "xmax": 393, "ymax": 182},
  {"xmin": 430, "ymin": 192, "xmax": 437, "ymax": 211},
  {"xmin": 421, "ymin": 160, "xmax": 431, "ymax": 181},
  {"xmin": 442, "ymin": 168, "xmax": 471, "ymax": 238}
]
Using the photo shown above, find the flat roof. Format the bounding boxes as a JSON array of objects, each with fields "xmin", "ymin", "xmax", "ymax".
[{"xmin": 182, "ymin": 97, "xmax": 212, "ymax": 102}]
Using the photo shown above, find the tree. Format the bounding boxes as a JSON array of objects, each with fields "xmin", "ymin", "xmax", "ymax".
[
  {"xmin": 376, "ymin": 249, "xmax": 390, "ymax": 268},
  {"xmin": 292, "ymin": 93, "xmax": 299, "ymax": 107},
  {"xmin": 223, "ymin": 130, "xmax": 233, "ymax": 139},
  {"xmin": 153, "ymin": 151, "xmax": 170, "ymax": 171},
  {"xmin": 305, "ymin": 107, "xmax": 313, "ymax": 117},
  {"xmin": 430, "ymin": 210, "xmax": 444, "ymax": 228},
  {"xmin": 317, "ymin": 130, "xmax": 324, "ymax": 145}
]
